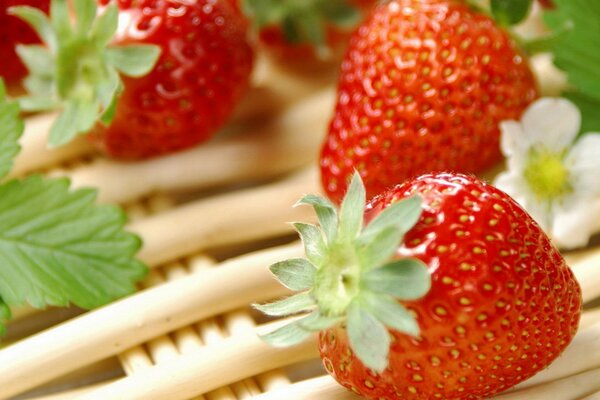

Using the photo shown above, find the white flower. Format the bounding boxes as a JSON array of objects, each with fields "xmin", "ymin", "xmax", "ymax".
[{"xmin": 495, "ymin": 98, "xmax": 600, "ymax": 250}]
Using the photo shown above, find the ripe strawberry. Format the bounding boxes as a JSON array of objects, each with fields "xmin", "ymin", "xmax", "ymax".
[
  {"xmin": 0, "ymin": 0, "xmax": 49, "ymax": 84},
  {"xmin": 12, "ymin": 0, "xmax": 253, "ymax": 159},
  {"xmin": 258, "ymin": 172, "xmax": 581, "ymax": 400},
  {"xmin": 538, "ymin": 0, "xmax": 554, "ymax": 8},
  {"xmin": 320, "ymin": 0, "xmax": 538, "ymax": 204}
]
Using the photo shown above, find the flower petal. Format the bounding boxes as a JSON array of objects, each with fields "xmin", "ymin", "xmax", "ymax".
[
  {"xmin": 565, "ymin": 134, "xmax": 600, "ymax": 197},
  {"xmin": 522, "ymin": 98, "xmax": 581, "ymax": 152},
  {"xmin": 552, "ymin": 197, "xmax": 600, "ymax": 249},
  {"xmin": 500, "ymin": 120, "xmax": 526, "ymax": 157}
]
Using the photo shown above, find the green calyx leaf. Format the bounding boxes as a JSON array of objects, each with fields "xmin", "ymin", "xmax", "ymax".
[
  {"xmin": 254, "ymin": 292, "xmax": 315, "ymax": 316},
  {"xmin": 0, "ymin": 176, "xmax": 147, "ymax": 312},
  {"xmin": 243, "ymin": 0, "xmax": 362, "ymax": 50},
  {"xmin": 544, "ymin": 0, "xmax": 600, "ymax": 134},
  {"xmin": 491, "ymin": 0, "xmax": 533, "ymax": 27},
  {"xmin": 0, "ymin": 81, "xmax": 25, "ymax": 181},
  {"xmin": 10, "ymin": 0, "xmax": 161, "ymax": 147},
  {"xmin": 258, "ymin": 173, "xmax": 432, "ymax": 372},
  {"xmin": 347, "ymin": 301, "xmax": 390, "ymax": 372},
  {"xmin": 363, "ymin": 259, "xmax": 431, "ymax": 300},
  {"xmin": 270, "ymin": 258, "xmax": 317, "ymax": 291}
]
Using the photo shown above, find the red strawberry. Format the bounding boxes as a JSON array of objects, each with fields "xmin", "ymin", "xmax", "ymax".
[
  {"xmin": 258, "ymin": 172, "xmax": 581, "ymax": 400},
  {"xmin": 320, "ymin": 0, "xmax": 538, "ymax": 204},
  {"xmin": 12, "ymin": 0, "xmax": 253, "ymax": 159},
  {"xmin": 538, "ymin": 0, "xmax": 554, "ymax": 8},
  {"xmin": 0, "ymin": 0, "xmax": 49, "ymax": 84}
]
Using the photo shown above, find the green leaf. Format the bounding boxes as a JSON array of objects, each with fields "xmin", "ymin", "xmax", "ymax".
[
  {"xmin": 74, "ymin": 0, "xmax": 97, "ymax": 35},
  {"xmin": 15, "ymin": 45, "xmax": 55, "ymax": 77},
  {"xmin": 491, "ymin": 0, "xmax": 533, "ymax": 26},
  {"xmin": 91, "ymin": 3, "xmax": 119, "ymax": 47},
  {"xmin": 347, "ymin": 301, "xmax": 390, "ymax": 372},
  {"xmin": 104, "ymin": 45, "xmax": 161, "ymax": 78},
  {"xmin": 293, "ymin": 223, "xmax": 327, "ymax": 267},
  {"xmin": 0, "ymin": 176, "xmax": 146, "ymax": 310},
  {"xmin": 363, "ymin": 259, "xmax": 431, "ymax": 300},
  {"xmin": 338, "ymin": 172, "xmax": 366, "ymax": 242},
  {"xmin": 295, "ymin": 194, "xmax": 337, "ymax": 244},
  {"xmin": 360, "ymin": 292, "xmax": 419, "ymax": 337},
  {"xmin": 49, "ymin": 100, "xmax": 99, "ymax": 147},
  {"xmin": 0, "ymin": 82, "xmax": 24, "ymax": 181},
  {"xmin": 544, "ymin": 0, "xmax": 600, "ymax": 109},
  {"xmin": 260, "ymin": 319, "xmax": 312, "ymax": 347},
  {"xmin": 357, "ymin": 226, "xmax": 404, "ymax": 271},
  {"xmin": 360, "ymin": 196, "xmax": 422, "ymax": 243},
  {"xmin": 298, "ymin": 310, "xmax": 342, "ymax": 331},
  {"xmin": 270, "ymin": 258, "xmax": 317, "ymax": 291},
  {"xmin": 8, "ymin": 6, "xmax": 58, "ymax": 51},
  {"xmin": 253, "ymin": 292, "xmax": 315, "ymax": 316}
]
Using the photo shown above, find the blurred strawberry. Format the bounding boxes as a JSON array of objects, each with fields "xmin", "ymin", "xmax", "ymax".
[{"xmin": 0, "ymin": 0, "xmax": 49, "ymax": 84}]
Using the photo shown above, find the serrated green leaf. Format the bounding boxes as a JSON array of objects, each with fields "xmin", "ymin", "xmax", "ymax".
[
  {"xmin": 0, "ymin": 175, "xmax": 146, "ymax": 310},
  {"xmin": 360, "ymin": 196, "xmax": 422, "ymax": 243},
  {"xmin": 91, "ymin": 3, "xmax": 119, "ymax": 47},
  {"xmin": 338, "ymin": 172, "xmax": 366, "ymax": 243},
  {"xmin": 0, "ymin": 82, "xmax": 24, "ymax": 180},
  {"xmin": 8, "ymin": 6, "xmax": 58, "ymax": 51},
  {"xmin": 544, "ymin": 0, "xmax": 600, "ymax": 110},
  {"xmin": 74, "ymin": 0, "xmax": 97, "ymax": 35},
  {"xmin": 15, "ymin": 45, "xmax": 54, "ymax": 77},
  {"xmin": 260, "ymin": 320, "xmax": 312, "ymax": 347},
  {"xmin": 294, "ymin": 223, "xmax": 327, "ymax": 267},
  {"xmin": 104, "ymin": 45, "xmax": 161, "ymax": 78},
  {"xmin": 49, "ymin": 100, "xmax": 98, "ymax": 147},
  {"xmin": 491, "ymin": 0, "xmax": 533, "ymax": 26},
  {"xmin": 360, "ymin": 292, "xmax": 419, "ymax": 337},
  {"xmin": 357, "ymin": 226, "xmax": 404, "ymax": 271},
  {"xmin": 298, "ymin": 310, "xmax": 342, "ymax": 331},
  {"xmin": 295, "ymin": 194, "xmax": 337, "ymax": 244},
  {"xmin": 347, "ymin": 301, "xmax": 390, "ymax": 372},
  {"xmin": 254, "ymin": 292, "xmax": 315, "ymax": 316},
  {"xmin": 363, "ymin": 259, "xmax": 431, "ymax": 300},
  {"xmin": 270, "ymin": 258, "xmax": 317, "ymax": 291}
]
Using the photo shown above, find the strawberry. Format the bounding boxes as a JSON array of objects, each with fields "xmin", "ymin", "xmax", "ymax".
[
  {"xmin": 320, "ymin": 0, "xmax": 538, "ymax": 204},
  {"xmin": 12, "ymin": 0, "xmax": 253, "ymax": 159},
  {"xmin": 0, "ymin": 0, "xmax": 49, "ymax": 84},
  {"xmin": 258, "ymin": 172, "xmax": 581, "ymax": 400},
  {"xmin": 242, "ymin": 0, "xmax": 376, "ymax": 65}
]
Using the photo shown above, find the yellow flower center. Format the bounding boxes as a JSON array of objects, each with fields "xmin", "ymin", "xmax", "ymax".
[{"xmin": 523, "ymin": 147, "xmax": 571, "ymax": 200}]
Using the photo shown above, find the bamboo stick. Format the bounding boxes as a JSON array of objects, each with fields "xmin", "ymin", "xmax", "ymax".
[
  {"xmin": 0, "ymin": 242, "xmax": 302, "ymax": 399},
  {"xmin": 567, "ymin": 247, "xmax": 600, "ymax": 304},
  {"xmin": 131, "ymin": 168, "xmax": 318, "ymax": 268},
  {"xmin": 77, "ymin": 325, "xmax": 319, "ymax": 400},
  {"xmin": 27, "ymin": 380, "xmax": 118, "ymax": 400},
  {"xmin": 249, "ymin": 376, "xmax": 361, "ymax": 400},
  {"xmin": 49, "ymin": 87, "xmax": 333, "ymax": 205},
  {"xmin": 494, "ymin": 367, "xmax": 600, "ymax": 400}
]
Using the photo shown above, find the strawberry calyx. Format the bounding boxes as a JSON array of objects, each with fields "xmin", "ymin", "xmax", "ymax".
[
  {"xmin": 257, "ymin": 173, "xmax": 431, "ymax": 372},
  {"xmin": 242, "ymin": 0, "xmax": 362, "ymax": 56},
  {"xmin": 9, "ymin": 0, "xmax": 160, "ymax": 147}
]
